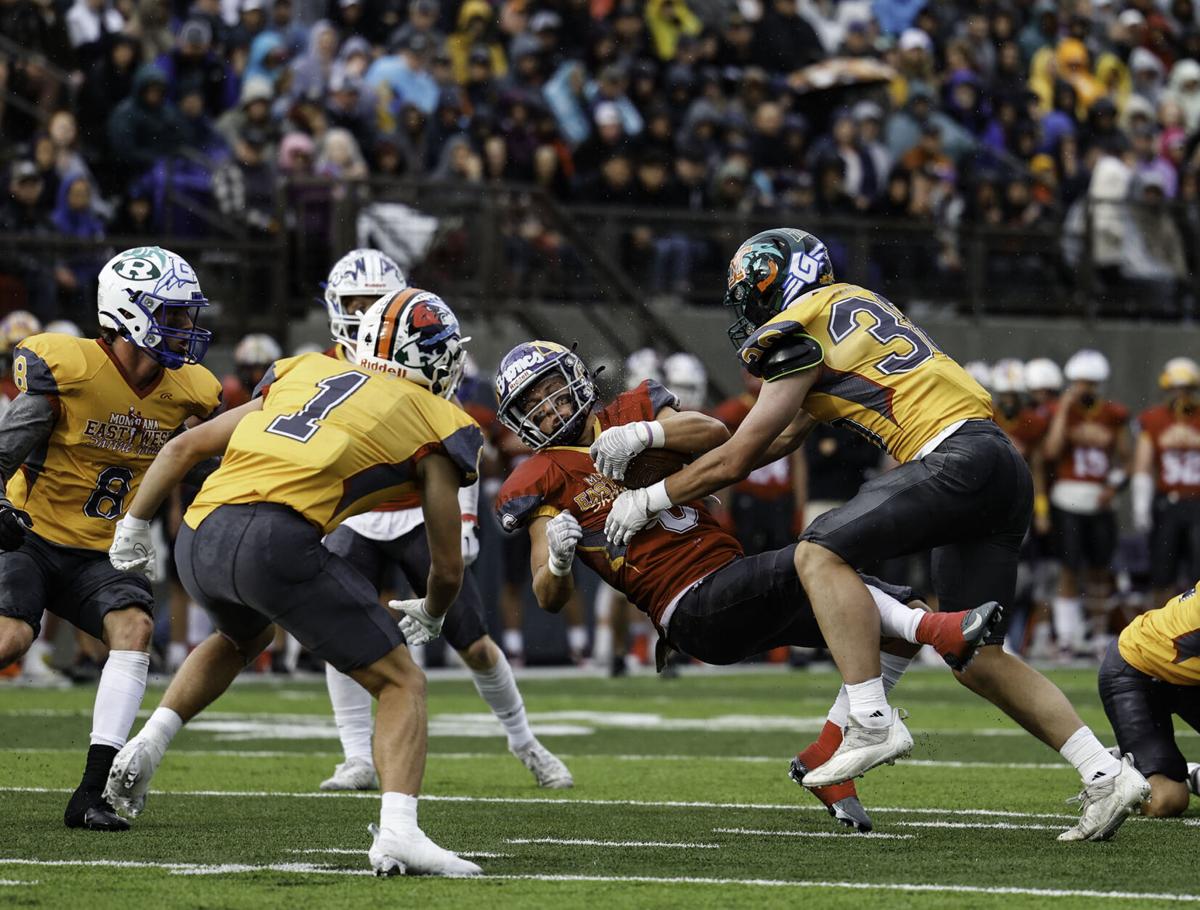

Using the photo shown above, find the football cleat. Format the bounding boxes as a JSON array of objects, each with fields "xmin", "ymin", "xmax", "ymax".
[
  {"xmin": 367, "ymin": 823, "xmax": 483, "ymax": 877},
  {"xmin": 917, "ymin": 601, "xmax": 1005, "ymax": 671},
  {"xmin": 512, "ymin": 741, "xmax": 574, "ymax": 789},
  {"xmin": 801, "ymin": 708, "xmax": 913, "ymax": 788},
  {"xmin": 103, "ymin": 736, "xmax": 166, "ymax": 819},
  {"xmin": 64, "ymin": 788, "xmax": 130, "ymax": 831},
  {"xmin": 320, "ymin": 757, "xmax": 379, "ymax": 792},
  {"xmin": 1188, "ymin": 762, "xmax": 1200, "ymax": 798},
  {"xmin": 1057, "ymin": 754, "xmax": 1151, "ymax": 842},
  {"xmin": 788, "ymin": 758, "xmax": 874, "ymax": 832}
]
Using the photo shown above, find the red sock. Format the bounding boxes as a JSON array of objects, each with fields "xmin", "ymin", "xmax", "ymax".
[{"xmin": 796, "ymin": 720, "xmax": 857, "ymax": 805}]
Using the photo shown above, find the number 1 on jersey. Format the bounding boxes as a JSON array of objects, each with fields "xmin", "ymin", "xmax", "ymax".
[{"xmin": 266, "ymin": 371, "xmax": 369, "ymax": 443}]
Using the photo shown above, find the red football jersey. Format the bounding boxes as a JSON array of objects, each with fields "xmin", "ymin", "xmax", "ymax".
[
  {"xmin": 496, "ymin": 382, "xmax": 743, "ymax": 625},
  {"xmin": 1049, "ymin": 399, "xmax": 1129, "ymax": 482},
  {"xmin": 1139, "ymin": 404, "xmax": 1200, "ymax": 497},
  {"xmin": 994, "ymin": 405, "xmax": 1049, "ymax": 460},
  {"xmin": 712, "ymin": 393, "xmax": 793, "ymax": 500}
]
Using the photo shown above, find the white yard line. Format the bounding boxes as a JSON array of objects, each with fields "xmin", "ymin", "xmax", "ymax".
[
  {"xmin": 0, "ymin": 859, "xmax": 1193, "ymax": 902},
  {"xmin": 713, "ymin": 828, "xmax": 912, "ymax": 840},
  {"xmin": 0, "ymin": 786, "xmax": 1086, "ymax": 820},
  {"xmin": 506, "ymin": 838, "xmax": 720, "ymax": 849},
  {"xmin": 286, "ymin": 848, "xmax": 511, "ymax": 859},
  {"xmin": 0, "ymin": 879, "xmax": 37, "ymax": 886}
]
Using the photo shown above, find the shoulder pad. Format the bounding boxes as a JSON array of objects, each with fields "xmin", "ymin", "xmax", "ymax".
[
  {"xmin": 13, "ymin": 334, "xmax": 91, "ymax": 395},
  {"xmin": 495, "ymin": 458, "xmax": 552, "ymax": 533},
  {"xmin": 738, "ymin": 320, "xmax": 824, "ymax": 382}
]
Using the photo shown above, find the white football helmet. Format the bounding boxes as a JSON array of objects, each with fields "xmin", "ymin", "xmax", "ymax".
[
  {"xmin": 663, "ymin": 352, "xmax": 708, "ymax": 410},
  {"xmin": 1064, "ymin": 349, "xmax": 1110, "ymax": 384},
  {"xmin": 963, "ymin": 360, "xmax": 992, "ymax": 390},
  {"xmin": 0, "ymin": 310, "xmax": 42, "ymax": 354},
  {"xmin": 355, "ymin": 288, "xmax": 468, "ymax": 399},
  {"xmin": 624, "ymin": 347, "xmax": 662, "ymax": 390},
  {"xmin": 234, "ymin": 333, "xmax": 284, "ymax": 366},
  {"xmin": 1024, "ymin": 358, "xmax": 1063, "ymax": 392},
  {"xmin": 990, "ymin": 358, "xmax": 1026, "ymax": 394},
  {"xmin": 97, "ymin": 246, "xmax": 211, "ymax": 369},
  {"xmin": 44, "ymin": 319, "xmax": 82, "ymax": 337},
  {"xmin": 324, "ymin": 248, "xmax": 408, "ymax": 356},
  {"xmin": 1160, "ymin": 357, "xmax": 1200, "ymax": 390}
]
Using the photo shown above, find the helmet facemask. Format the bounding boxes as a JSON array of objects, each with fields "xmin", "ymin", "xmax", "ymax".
[
  {"xmin": 110, "ymin": 289, "xmax": 211, "ymax": 369},
  {"xmin": 499, "ymin": 351, "xmax": 597, "ymax": 450}
]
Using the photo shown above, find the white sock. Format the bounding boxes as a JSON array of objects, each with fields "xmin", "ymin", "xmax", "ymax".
[
  {"xmin": 503, "ymin": 629, "xmax": 524, "ymax": 658},
  {"xmin": 1052, "ymin": 597, "xmax": 1084, "ymax": 649},
  {"xmin": 593, "ymin": 625, "xmax": 613, "ymax": 664},
  {"xmin": 25, "ymin": 636, "xmax": 51, "ymax": 664},
  {"xmin": 142, "ymin": 706, "xmax": 183, "ymax": 749},
  {"xmin": 90, "ymin": 650, "xmax": 150, "ymax": 748},
  {"xmin": 1060, "ymin": 725, "xmax": 1122, "ymax": 784},
  {"xmin": 471, "ymin": 651, "xmax": 535, "ymax": 750},
  {"xmin": 325, "ymin": 663, "xmax": 374, "ymax": 764},
  {"xmin": 870, "ymin": 586, "xmax": 923, "ymax": 643},
  {"xmin": 380, "ymin": 791, "xmax": 419, "ymax": 834},
  {"xmin": 567, "ymin": 625, "xmax": 588, "ymax": 655},
  {"xmin": 845, "ymin": 676, "xmax": 890, "ymax": 727},
  {"xmin": 826, "ymin": 686, "xmax": 850, "ymax": 728},
  {"xmin": 880, "ymin": 652, "xmax": 912, "ymax": 694}
]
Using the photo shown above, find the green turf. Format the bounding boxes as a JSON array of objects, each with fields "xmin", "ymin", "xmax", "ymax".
[{"xmin": 0, "ymin": 667, "xmax": 1195, "ymax": 909}]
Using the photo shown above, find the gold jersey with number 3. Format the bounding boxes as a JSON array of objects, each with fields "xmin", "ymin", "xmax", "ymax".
[
  {"xmin": 1120, "ymin": 584, "xmax": 1200, "ymax": 686},
  {"xmin": 185, "ymin": 353, "xmax": 482, "ymax": 534},
  {"xmin": 743, "ymin": 283, "xmax": 992, "ymax": 462},
  {"xmin": 6, "ymin": 333, "xmax": 222, "ymax": 551}
]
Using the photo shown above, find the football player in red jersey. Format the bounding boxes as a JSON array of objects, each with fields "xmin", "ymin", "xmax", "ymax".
[
  {"xmin": 493, "ymin": 339, "xmax": 1003, "ymax": 833},
  {"xmin": 1133, "ymin": 358, "xmax": 1200, "ymax": 610},
  {"xmin": 1043, "ymin": 349, "xmax": 1132, "ymax": 656}
]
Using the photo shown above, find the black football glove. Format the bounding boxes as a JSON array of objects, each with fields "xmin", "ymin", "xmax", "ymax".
[{"xmin": 0, "ymin": 501, "xmax": 32, "ymax": 551}]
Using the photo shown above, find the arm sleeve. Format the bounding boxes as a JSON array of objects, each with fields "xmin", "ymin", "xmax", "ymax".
[
  {"xmin": 644, "ymin": 379, "xmax": 681, "ymax": 416},
  {"xmin": 0, "ymin": 394, "xmax": 57, "ymax": 502}
]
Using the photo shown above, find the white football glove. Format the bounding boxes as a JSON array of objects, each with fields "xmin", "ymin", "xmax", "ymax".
[
  {"xmin": 545, "ymin": 510, "xmax": 583, "ymax": 577},
  {"xmin": 589, "ymin": 420, "xmax": 664, "ymax": 481},
  {"xmin": 604, "ymin": 488, "xmax": 661, "ymax": 548},
  {"xmin": 461, "ymin": 516, "xmax": 480, "ymax": 567},
  {"xmin": 109, "ymin": 515, "xmax": 158, "ymax": 581},
  {"xmin": 392, "ymin": 597, "xmax": 444, "ymax": 646}
]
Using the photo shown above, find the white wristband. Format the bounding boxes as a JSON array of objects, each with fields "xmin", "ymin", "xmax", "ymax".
[
  {"xmin": 548, "ymin": 556, "xmax": 573, "ymax": 578},
  {"xmin": 121, "ymin": 515, "xmax": 151, "ymax": 530},
  {"xmin": 644, "ymin": 420, "xmax": 666, "ymax": 449},
  {"xmin": 645, "ymin": 479, "xmax": 673, "ymax": 512}
]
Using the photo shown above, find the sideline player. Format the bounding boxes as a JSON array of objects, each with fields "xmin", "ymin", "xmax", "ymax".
[
  {"xmin": 318, "ymin": 252, "xmax": 571, "ymax": 791},
  {"xmin": 0, "ymin": 247, "xmax": 221, "ymax": 830},
  {"xmin": 493, "ymin": 340, "xmax": 1000, "ymax": 833},
  {"xmin": 599, "ymin": 228, "xmax": 1148, "ymax": 841},
  {"xmin": 104, "ymin": 291, "xmax": 483, "ymax": 876},
  {"xmin": 1043, "ymin": 350, "xmax": 1131, "ymax": 656},
  {"xmin": 1133, "ymin": 358, "xmax": 1200, "ymax": 609},
  {"xmin": 1100, "ymin": 582, "xmax": 1200, "ymax": 817}
]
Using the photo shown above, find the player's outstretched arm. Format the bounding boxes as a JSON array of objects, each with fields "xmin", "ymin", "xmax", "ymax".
[
  {"xmin": 416, "ymin": 453, "xmax": 465, "ymax": 620},
  {"xmin": 529, "ymin": 514, "xmax": 576, "ymax": 614}
]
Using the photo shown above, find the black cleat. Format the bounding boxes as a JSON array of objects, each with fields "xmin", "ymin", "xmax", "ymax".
[
  {"xmin": 788, "ymin": 756, "xmax": 809, "ymax": 786},
  {"xmin": 64, "ymin": 789, "xmax": 131, "ymax": 831}
]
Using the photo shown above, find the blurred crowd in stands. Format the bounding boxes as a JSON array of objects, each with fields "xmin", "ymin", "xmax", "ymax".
[{"xmin": 2, "ymin": 0, "xmax": 1200, "ymax": 320}]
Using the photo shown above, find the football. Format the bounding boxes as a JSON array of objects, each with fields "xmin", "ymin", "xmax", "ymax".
[{"xmin": 621, "ymin": 448, "xmax": 691, "ymax": 489}]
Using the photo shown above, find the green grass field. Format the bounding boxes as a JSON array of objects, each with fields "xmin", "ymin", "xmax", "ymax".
[{"xmin": 1, "ymin": 666, "xmax": 1196, "ymax": 908}]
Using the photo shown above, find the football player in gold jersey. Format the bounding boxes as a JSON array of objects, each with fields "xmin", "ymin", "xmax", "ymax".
[
  {"xmin": 103, "ymin": 290, "xmax": 483, "ymax": 876},
  {"xmin": 600, "ymin": 227, "xmax": 1149, "ymax": 841},
  {"xmin": 1100, "ymin": 583, "xmax": 1200, "ymax": 817},
  {"xmin": 0, "ymin": 246, "xmax": 221, "ymax": 831}
]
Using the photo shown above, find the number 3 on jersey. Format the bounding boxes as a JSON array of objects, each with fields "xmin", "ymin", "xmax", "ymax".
[
  {"xmin": 828, "ymin": 295, "xmax": 940, "ymax": 376},
  {"xmin": 267, "ymin": 371, "xmax": 369, "ymax": 443}
]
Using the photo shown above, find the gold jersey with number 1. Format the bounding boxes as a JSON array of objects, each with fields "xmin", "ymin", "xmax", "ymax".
[
  {"xmin": 185, "ymin": 352, "xmax": 482, "ymax": 534},
  {"xmin": 739, "ymin": 283, "xmax": 992, "ymax": 463},
  {"xmin": 5, "ymin": 333, "xmax": 222, "ymax": 551},
  {"xmin": 1119, "ymin": 584, "xmax": 1200, "ymax": 686}
]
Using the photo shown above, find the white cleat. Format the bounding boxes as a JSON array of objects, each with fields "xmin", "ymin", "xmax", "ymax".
[
  {"xmin": 512, "ymin": 741, "xmax": 574, "ymax": 789},
  {"xmin": 367, "ymin": 824, "xmax": 483, "ymax": 877},
  {"xmin": 1057, "ymin": 754, "xmax": 1151, "ymax": 842},
  {"xmin": 800, "ymin": 708, "xmax": 913, "ymax": 788},
  {"xmin": 319, "ymin": 757, "xmax": 379, "ymax": 791},
  {"xmin": 1187, "ymin": 762, "xmax": 1200, "ymax": 798},
  {"xmin": 103, "ymin": 737, "xmax": 166, "ymax": 819}
]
